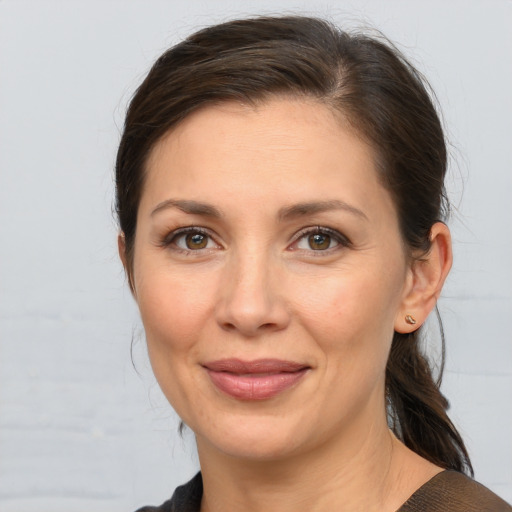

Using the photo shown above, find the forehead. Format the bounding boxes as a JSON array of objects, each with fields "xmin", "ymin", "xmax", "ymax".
[{"xmin": 141, "ymin": 97, "xmax": 393, "ymax": 221}]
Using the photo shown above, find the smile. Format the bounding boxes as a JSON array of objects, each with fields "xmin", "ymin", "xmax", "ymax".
[{"xmin": 203, "ymin": 359, "xmax": 310, "ymax": 400}]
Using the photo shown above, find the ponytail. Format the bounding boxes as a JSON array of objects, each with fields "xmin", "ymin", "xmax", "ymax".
[{"xmin": 386, "ymin": 312, "xmax": 473, "ymax": 475}]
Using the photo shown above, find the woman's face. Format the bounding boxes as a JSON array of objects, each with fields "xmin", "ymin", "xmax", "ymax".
[{"xmin": 130, "ymin": 98, "xmax": 414, "ymax": 461}]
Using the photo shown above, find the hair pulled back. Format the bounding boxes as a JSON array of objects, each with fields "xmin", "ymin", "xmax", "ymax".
[{"xmin": 116, "ymin": 15, "xmax": 472, "ymax": 475}]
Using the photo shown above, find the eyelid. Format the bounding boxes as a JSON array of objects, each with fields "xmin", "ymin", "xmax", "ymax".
[
  {"xmin": 288, "ymin": 226, "xmax": 352, "ymax": 251},
  {"xmin": 158, "ymin": 225, "xmax": 350, "ymax": 253},
  {"xmin": 160, "ymin": 226, "xmax": 222, "ymax": 251}
]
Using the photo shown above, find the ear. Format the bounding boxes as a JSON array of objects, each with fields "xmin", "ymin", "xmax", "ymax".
[
  {"xmin": 118, "ymin": 232, "xmax": 136, "ymax": 297},
  {"xmin": 394, "ymin": 222, "xmax": 452, "ymax": 333}
]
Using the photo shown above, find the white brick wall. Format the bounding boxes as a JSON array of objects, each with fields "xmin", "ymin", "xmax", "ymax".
[{"xmin": 1, "ymin": 1, "xmax": 510, "ymax": 510}]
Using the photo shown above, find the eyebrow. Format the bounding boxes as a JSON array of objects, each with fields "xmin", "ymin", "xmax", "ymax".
[
  {"xmin": 151, "ymin": 198, "xmax": 367, "ymax": 221},
  {"xmin": 278, "ymin": 200, "xmax": 368, "ymax": 221},
  {"xmin": 151, "ymin": 199, "xmax": 222, "ymax": 218}
]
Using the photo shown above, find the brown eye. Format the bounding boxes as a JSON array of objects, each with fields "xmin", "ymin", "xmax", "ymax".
[
  {"xmin": 308, "ymin": 233, "xmax": 331, "ymax": 250},
  {"xmin": 185, "ymin": 232, "xmax": 208, "ymax": 249},
  {"xmin": 293, "ymin": 228, "xmax": 345, "ymax": 253},
  {"xmin": 168, "ymin": 229, "xmax": 217, "ymax": 251}
]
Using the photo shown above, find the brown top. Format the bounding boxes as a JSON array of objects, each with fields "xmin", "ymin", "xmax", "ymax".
[
  {"xmin": 398, "ymin": 470, "xmax": 511, "ymax": 512},
  {"xmin": 136, "ymin": 470, "xmax": 512, "ymax": 512}
]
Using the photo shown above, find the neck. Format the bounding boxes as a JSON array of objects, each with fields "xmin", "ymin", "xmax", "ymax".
[{"xmin": 197, "ymin": 414, "xmax": 439, "ymax": 512}]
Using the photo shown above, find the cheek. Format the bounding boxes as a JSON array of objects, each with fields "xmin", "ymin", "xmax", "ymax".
[
  {"xmin": 133, "ymin": 250, "xmax": 219, "ymax": 362},
  {"xmin": 295, "ymin": 268, "xmax": 400, "ymax": 325},
  {"xmin": 134, "ymin": 267, "xmax": 219, "ymax": 411},
  {"xmin": 288, "ymin": 267, "xmax": 401, "ymax": 366},
  {"xmin": 137, "ymin": 274, "xmax": 214, "ymax": 351},
  {"xmin": 292, "ymin": 273, "xmax": 399, "ymax": 419}
]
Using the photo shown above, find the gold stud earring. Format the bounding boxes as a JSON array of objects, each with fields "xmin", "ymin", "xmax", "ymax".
[{"xmin": 405, "ymin": 314, "xmax": 417, "ymax": 325}]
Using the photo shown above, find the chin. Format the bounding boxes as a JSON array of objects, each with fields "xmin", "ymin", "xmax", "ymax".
[{"xmin": 194, "ymin": 413, "xmax": 311, "ymax": 461}]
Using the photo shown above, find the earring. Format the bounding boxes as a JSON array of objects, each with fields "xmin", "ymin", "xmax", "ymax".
[{"xmin": 405, "ymin": 314, "xmax": 417, "ymax": 325}]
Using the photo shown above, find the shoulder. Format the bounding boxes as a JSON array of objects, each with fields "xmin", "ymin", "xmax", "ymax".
[
  {"xmin": 399, "ymin": 470, "xmax": 512, "ymax": 512},
  {"xmin": 133, "ymin": 473, "xmax": 203, "ymax": 512}
]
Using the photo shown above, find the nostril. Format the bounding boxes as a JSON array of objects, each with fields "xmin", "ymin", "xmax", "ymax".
[
  {"xmin": 221, "ymin": 320, "xmax": 279, "ymax": 334},
  {"xmin": 221, "ymin": 322, "xmax": 237, "ymax": 332}
]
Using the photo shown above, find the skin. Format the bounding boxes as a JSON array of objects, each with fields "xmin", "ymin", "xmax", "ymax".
[{"xmin": 119, "ymin": 97, "xmax": 452, "ymax": 512}]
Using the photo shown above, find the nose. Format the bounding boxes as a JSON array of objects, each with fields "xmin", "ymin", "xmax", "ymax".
[{"xmin": 215, "ymin": 251, "xmax": 290, "ymax": 337}]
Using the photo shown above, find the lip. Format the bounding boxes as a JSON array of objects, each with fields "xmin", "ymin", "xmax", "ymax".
[{"xmin": 203, "ymin": 358, "xmax": 310, "ymax": 400}]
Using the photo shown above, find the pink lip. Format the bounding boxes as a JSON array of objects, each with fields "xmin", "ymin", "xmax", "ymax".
[{"xmin": 203, "ymin": 359, "xmax": 309, "ymax": 400}]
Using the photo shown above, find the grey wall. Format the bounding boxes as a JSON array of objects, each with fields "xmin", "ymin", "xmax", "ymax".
[{"xmin": 1, "ymin": 1, "xmax": 510, "ymax": 510}]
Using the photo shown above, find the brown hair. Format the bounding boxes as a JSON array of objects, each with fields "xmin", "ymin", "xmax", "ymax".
[{"xmin": 116, "ymin": 15, "xmax": 473, "ymax": 475}]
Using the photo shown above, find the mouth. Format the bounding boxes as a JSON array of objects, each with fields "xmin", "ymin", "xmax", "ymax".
[{"xmin": 202, "ymin": 359, "xmax": 310, "ymax": 400}]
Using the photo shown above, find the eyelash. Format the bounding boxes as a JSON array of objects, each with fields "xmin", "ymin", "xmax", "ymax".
[
  {"xmin": 290, "ymin": 226, "xmax": 351, "ymax": 253},
  {"xmin": 160, "ymin": 226, "xmax": 219, "ymax": 254},
  {"xmin": 160, "ymin": 225, "xmax": 351, "ymax": 254}
]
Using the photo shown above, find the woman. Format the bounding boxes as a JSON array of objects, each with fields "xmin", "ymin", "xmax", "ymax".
[{"xmin": 116, "ymin": 15, "xmax": 511, "ymax": 512}]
